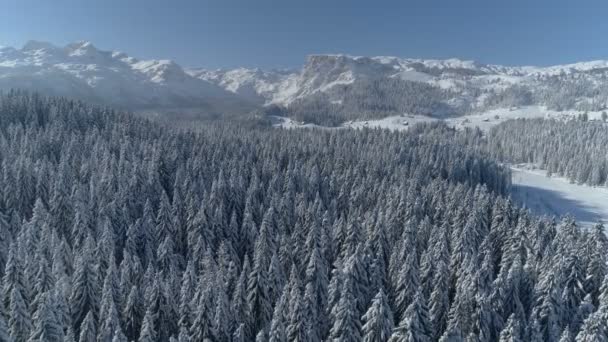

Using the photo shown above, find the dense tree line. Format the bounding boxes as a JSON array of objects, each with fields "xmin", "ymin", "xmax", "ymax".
[
  {"xmin": 0, "ymin": 92, "xmax": 606, "ymax": 342},
  {"xmin": 488, "ymin": 118, "xmax": 608, "ymax": 186},
  {"xmin": 482, "ymin": 86, "xmax": 534, "ymax": 110},
  {"xmin": 272, "ymin": 79, "xmax": 460, "ymax": 126},
  {"xmin": 265, "ymin": 68, "xmax": 608, "ymax": 126},
  {"xmin": 534, "ymin": 73, "xmax": 608, "ymax": 112}
]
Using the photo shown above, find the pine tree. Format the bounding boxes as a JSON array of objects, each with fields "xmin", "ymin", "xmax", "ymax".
[
  {"xmin": 247, "ymin": 222, "xmax": 273, "ymax": 333},
  {"xmin": 212, "ymin": 285, "xmax": 231, "ymax": 342},
  {"xmin": 97, "ymin": 297, "xmax": 120, "ymax": 342},
  {"xmin": 232, "ymin": 323, "xmax": 246, "ymax": 342},
  {"xmin": 156, "ymin": 191, "xmax": 175, "ymax": 245},
  {"xmin": 50, "ymin": 159, "xmax": 73, "ymax": 241},
  {"xmin": 498, "ymin": 314, "xmax": 523, "ymax": 342},
  {"xmin": 562, "ymin": 253, "xmax": 585, "ymax": 328},
  {"xmin": 177, "ymin": 326, "xmax": 190, "ymax": 342},
  {"xmin": 70, "ymin": 240, "xmax": 100, "ymax": 334},
  {"xmin": 3, "ymin": 242, "xmax": 27, "ymax": 311},
  {"xmin": 267, "ymin": 252, "xmax": 286, "ymax": 305},
  {"xmin": 189, "ymin": 288, "xmax": 213, "ymax": 342},
  {"xmin": 559, "ymin": 329, "xmax": 573, "ymax": 342},
  {"xmin": 0, "ymin": 205, "xmax": 12, "ymax": 277},
  {"xmin": 286, "ymin": 279, "xmax": 306, "ymax": 342},
  {"xmin": 428, "ymin": 251, "xmax": 449, "ymax": 340},
  {"xmin": 111, "ymin": 329, "xmax": 128, "ymax": 342},
  {"xmin": 389, "ymin": 291, "xmax": 431, "ymax": 342},
  {"xmin": 0, "ymin": 310, "xmax": 13, "ymax": 342},
  {"xmin": 361, "ymin": 289, "xmax": 394, "ymax": 342},
  {"xmin": 573, "ymin": 294, "xmax": 595, "ymax": 337},
  {"xmin": 9, "ymin": 287, "xmax": 32, "ymax": 342},
  {"xmin": 64, "ymin": 327, "xmax": 76, "ymax": 342},
  {"xmin": 268, "ymin": 284, "xmax": 289, "ymax": 342},
  {"xmin": 328, "ymin": 276, "xmax": 361, "ymax": 342},
  {"xmin": 122, "ymin": 285, "xmax": 144, "ymax": 342},
  {"xmin": 77, "ymin": 311, "xmax": 96, "ymax": 342},
  {"xmin": 539, "ymin": 272, "xmax": 563, "ymax": 342},
  {"xmin": 27, "ymin": 292, "xmax": 63, "ymax": 342},
  {"xmin": 585, "ymin": 224, "xmax": 607, "ymax": 305},
  {"xmin": 138, "ymin": 309, "xmax": 156, "ymax": 342},
  {"xmin": 392, "ymin": 245, "xmax": 419, "ymax": 322},
  {"xmin": 575, "ymin": 311, "xmax": 608, "ymax": 341},
  {"xmin": 231, "ymin": 257, "xmax": 250, "ymax": 329}
]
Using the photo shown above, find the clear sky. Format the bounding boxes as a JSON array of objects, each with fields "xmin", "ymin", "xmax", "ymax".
[{"xmin": 1, "ymin": 0, "xmax": 607, "ymax": 69}]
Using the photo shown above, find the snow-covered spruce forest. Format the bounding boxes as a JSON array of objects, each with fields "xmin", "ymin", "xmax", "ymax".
[
  {"xmin": 274, "ymin": 79, "xmax": 456, "ymax": 127},
  {"xmin": 488, "ymin": 118, "xmax": 608, "ymax": 186},
  {"xmin": 0, "ymin": 92, "xmax": 607, "ymax": 342},
  {"xmin": 267, "ymin": 73, "xmax": 608, "ymax": 127}
]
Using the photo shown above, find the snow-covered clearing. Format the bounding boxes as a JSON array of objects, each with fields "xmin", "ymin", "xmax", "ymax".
[
  {"xmin": 273, "ymin": 105, "xmax": 606, "ymax": 132},
  {"xmin": 511, "ymin": 165, "xmax": 608, "ymax": 227}
]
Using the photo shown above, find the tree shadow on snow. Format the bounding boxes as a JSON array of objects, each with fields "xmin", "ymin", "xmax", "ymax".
[{"xmin": 511, "ymin": 184, "xmax": 602, "ymax": 224}]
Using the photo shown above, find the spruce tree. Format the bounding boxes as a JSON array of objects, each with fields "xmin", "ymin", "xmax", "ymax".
[
  {"xmin": 9, "ymin": 287, "xmax": 32, "ymax": 342},
  {"xmin": 361, "ymin": 289, "xmax": 394, "ymax": 342},
  {"xmin": 77, "ymin": 311, "xmax": 96, "ymax": 342},
  {"xmin": 328, "ymin": 276, "xmax": 361, "ymax": 342},
  {"xmin": 389, "ymin": 291, "xmax": 431, "ymax": 342}
]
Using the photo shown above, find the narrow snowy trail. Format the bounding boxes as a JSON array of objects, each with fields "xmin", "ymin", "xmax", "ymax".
[{"xmin": 510, "ymin": 166, "xmax": 608, "ymax": 227}]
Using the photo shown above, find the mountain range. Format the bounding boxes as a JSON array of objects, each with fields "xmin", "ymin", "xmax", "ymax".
[{"xmin": 3, "ymin": 40, "xmax": 608, "ymax": 123}]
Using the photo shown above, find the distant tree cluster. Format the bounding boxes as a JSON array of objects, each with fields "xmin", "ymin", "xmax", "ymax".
[
  {"xmin": 267, "ymin": 69, "xmax": 608, "ymax": 126},
  {"xmin": 488, "ymin": 118, "xmax": 608, "ymax": 186},
  {"xmin": 274, "ymin": 79, "xmax": 459, "ymax": 126},
  {"xmin": 482, "ymin": 86, "xmax": 533, "ymax": 110},
  {"xmin": 0, "ymin": 92, "xmax": 606, "ymax": 342},
  {"xmin": 534, "ymin": 74, "xmax": 608, "ymax": 112}
]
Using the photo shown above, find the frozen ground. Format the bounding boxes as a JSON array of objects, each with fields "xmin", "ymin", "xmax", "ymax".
[{"xmin": 511, "ymin": 165, "xmax": 608, "ymax": 227}]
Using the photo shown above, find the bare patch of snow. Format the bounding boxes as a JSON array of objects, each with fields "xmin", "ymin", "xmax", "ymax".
[{"xmin": 511, "ymin": 165, "xmax": 608, "ymax": 227}]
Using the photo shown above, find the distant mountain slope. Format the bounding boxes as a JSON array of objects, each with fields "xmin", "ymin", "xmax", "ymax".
[
  {"xmin": 194, "ymin": 54, "xmax": 608, "ymax": 124},
  {"xmin": 186, "ymin": 67, "xmax": 298, "ymax": 105},
  {"xmin": 4, "ymin": 40, "xmax": 608, "ymax": 124},
  {"xmin": 0, "ymin": 40, "xmax": 255, "ymax": 119}
]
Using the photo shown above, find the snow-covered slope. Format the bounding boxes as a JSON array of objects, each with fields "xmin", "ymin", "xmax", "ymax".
[
  {"xmin": 186, "ymin": 67, "xmax": 297, "ymax": 105},
  {"xmin": 7, "ymin": 40, "xmax": 608, "ymax": 122},
  {"xmin": 194, "ymin": 54, "xmax": 608, "ymax": 117},
  {"xmin": 0, "ymin": 40, "xmax": 252, "ymax": 114},
  {"xmin": 274, "ymin": 105, "xmax": 606, "ymax": 132}
]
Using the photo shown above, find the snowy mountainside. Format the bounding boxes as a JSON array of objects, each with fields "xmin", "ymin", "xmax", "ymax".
[
  {"xmin": 194, "ymin": 54, "xmax": 608, "ymax": 124},
  {"xmin": 0, "ymin": 40, "xmax": 253, "ymax": 116},
  {"xmin": 5, "ymin": 40, "xmax": 608, "ymax": 123},
  {"xmin": 186, "ymin": 67, "xmax": 298, "ymax": 104}
]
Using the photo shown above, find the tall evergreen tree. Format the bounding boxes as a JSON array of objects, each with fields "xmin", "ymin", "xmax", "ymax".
[
  {"xmin": 362, "ymin": 289, "xmax": 394, "ymax": 342},
  {"xmin": 9, "ymin": 287, "xmax": 32, "ymax": 342},
  {"xmin": 389, "ymin": 291, "xmax": 431, "ymax": 342},
  {"xmin": 328, "ymin": 276, "xmax": 361, "ymax": 342}
]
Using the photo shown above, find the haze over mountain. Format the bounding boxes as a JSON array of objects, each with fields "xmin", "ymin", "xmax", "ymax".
[
  {"xmin": 0, "ymin": 40, "xmax": 255, "ymax": 121},
  {"xmin": 4, "ymin": 40, "xmax": 608, "ymax": 124}
]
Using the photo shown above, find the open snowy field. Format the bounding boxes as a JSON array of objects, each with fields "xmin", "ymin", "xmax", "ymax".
[
  {"xmin": 511, "ymin": 165, "xmax": 608, "ymax": 227},
  {"xmin": 273, "ymin": 105, "xmax": 608, "ymax": 132}
]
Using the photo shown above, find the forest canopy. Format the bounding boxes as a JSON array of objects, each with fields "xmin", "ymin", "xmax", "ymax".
[{"xmin": 0, "ymin": 92, "xmax": 604, "ymax": 342}]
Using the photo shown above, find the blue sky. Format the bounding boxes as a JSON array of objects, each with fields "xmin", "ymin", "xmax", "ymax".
[{"xmin": 1, "ymin": 0, "xmax": 607, "ymax": 69}]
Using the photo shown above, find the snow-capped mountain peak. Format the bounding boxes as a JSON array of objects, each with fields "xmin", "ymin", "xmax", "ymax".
[
  {"xmin": 22, "ymin": 40, "xmax": 58, "ymax": 52},
  {"xmin": 65, "ymin": 40, "xmax": 99, "ymax": 57},
  {"xmin": 0, "ymin": 40, "xmax": 251, "ymax": 114},
  {"xmin": 5, "ymin": 39, "xmax": 608, "ymax": 122}
]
